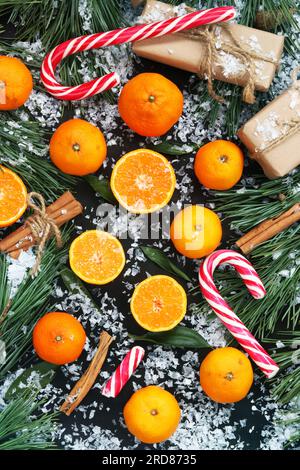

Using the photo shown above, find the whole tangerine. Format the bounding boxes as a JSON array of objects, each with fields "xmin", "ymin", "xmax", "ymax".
[
  {"xmin": 118, "ymin": 73, "xmax": 183, "ymax": 137},
  {"xmin": 200, "ymin": 347, "xmax": 254, "ymax": 403},
  {"xmin": 170, "ymin": 205, "xmax": 222, "ymax": 259},
  {"xmin": 123, "ymin": 385, "xmax": 181, "ymax": 444},
  {"xmin": 50, "ymin": 118, "xmax": 107, "ymax": 176},
  {"xmin": 194, "ymin": 140, "xmax": 244, "ymax": 190},
  {"xmin": 0, "ymin": 56, "xmax": 33, "ymax": 110},
  {"xmin": 33, "ymin": 311, "xmax": 86, "ymax": 365}
]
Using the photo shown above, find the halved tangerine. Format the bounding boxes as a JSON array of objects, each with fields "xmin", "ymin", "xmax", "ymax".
[
  {"xmin": 69, "ymin": 230, "xmax": 125, "ymax": 285},
  {"xmin": 130, "ymin": 275, "xmax": 187, "ymax": 332},
  {"xmin": 110, "ymin": 149, "xmax": 176, "ymax": 214},
  {"xmin": 0, "ymin": 165, "xmax": 27, "ymax": 227}
]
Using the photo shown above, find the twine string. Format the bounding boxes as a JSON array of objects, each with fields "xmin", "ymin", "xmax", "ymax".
[
  {"xmin": 255, "ymin": 67, "xmax": 300, "ymax": 155},
  {"xmin": 26, "ymin": 192, "xmax": 63, "ymax": 276},
  {"xmin": 181, "ymin": 22, "xmax": 278, "ymax": 104}
]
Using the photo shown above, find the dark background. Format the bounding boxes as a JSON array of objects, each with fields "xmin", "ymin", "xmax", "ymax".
[{"xmin": 1, "ymin": 13, "xmax": 284, "ymax": 451}]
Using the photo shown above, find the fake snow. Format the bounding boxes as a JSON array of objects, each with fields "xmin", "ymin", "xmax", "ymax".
[
  {"xmin": 1, "ymin": 0, "xmax": 299, "ymax": 452},
  {"xmin": 7, "ymin": 250, "xmax": 36, "ymax": 297}
]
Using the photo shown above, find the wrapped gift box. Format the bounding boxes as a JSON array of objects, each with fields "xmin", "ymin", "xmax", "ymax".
[
  {"xmin": 238, "ymin": 76, "xmax": 300, "ymax": 179},
  {"xmin": 133, "ymin": 0, "xmax": 284, "ymax": 102}
]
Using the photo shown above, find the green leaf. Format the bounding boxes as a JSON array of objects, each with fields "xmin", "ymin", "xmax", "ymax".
[
  {"xmin": 5, "ymin": 362, "xmax": 57, "ymax": 401},
  {"xmin": 140, "ymin": 246, "xmax": 192, "ymax": 282},
  {"xmin": 129, "ymin": 326, "xmax": 211, "ymax": 349},
  {"xmin": 84, "ymin": 175, "xmax": 116, "ymax": 204},
  {"xmin": 60, "ymin": 267, "xmax": 100, "ymax": 311},
  {"xmin": 151, "ymin": 141, "xmax": 199, "ymax": 156}
]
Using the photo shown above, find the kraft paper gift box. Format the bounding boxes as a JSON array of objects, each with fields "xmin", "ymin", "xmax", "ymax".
[
  {"xmin": 132, "ymin": 0, "xmax": 284, "ymax": 103},
  {"xmin": 238, "ymin": 72, "xmax": 300, "ymax": 179}
]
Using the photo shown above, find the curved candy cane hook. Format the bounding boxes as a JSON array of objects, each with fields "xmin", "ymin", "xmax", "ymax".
[
  {"xmin": 40, "ymin": 6, "xmax": 236, "ymax": 101},
  {"xmin": 199, "ymin": 249, "xmax": 279, "ymax": 378}
]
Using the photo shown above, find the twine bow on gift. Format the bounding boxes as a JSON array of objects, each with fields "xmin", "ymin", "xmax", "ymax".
[
  {"xmin": 182, "ymin": 22, "xmax": 278, "ymax": 104},
  {"xmin": 254, "ymin": 66, "xmax": 300, "ymax": 154},
  {"xmin": 26, "ymin": 192, "xmax": 63, "ymax": 276}
]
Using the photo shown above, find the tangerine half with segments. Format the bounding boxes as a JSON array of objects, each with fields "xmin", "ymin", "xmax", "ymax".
[
  {"xmin": 0, "ymin": 165, "xmax": 27, "ymax": 228},
  {"xmin": 69, "ymin": 230, "xmax": 125, "ymax": 285},
  {"xmin": 110, "ymin": 149, "xmax": 176, "ymax": 214},
  {"xmin": 130, "ymin": 275, "xmax": 187, "ymax": 332}
]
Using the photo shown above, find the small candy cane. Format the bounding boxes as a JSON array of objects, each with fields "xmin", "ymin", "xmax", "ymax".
[
  {"xmin": 199, "ymin": 249, "xmax": 279, "ymax": 378},
  {"xmin": 102, "ymin": 346, "xmax": 145, "ymax": 398},
  {"xmin": 41, "ymin": 6, "xmax": 236, "ymax": 101}
]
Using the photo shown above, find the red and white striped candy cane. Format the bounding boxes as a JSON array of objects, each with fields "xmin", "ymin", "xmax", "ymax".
[
  {"xmin": 199, "ymin": 249, "xmax": 279, "ymax": 378},
  {"xmin": 41, "ymin": 6, "xmax": 236, "ymax": 101},
  {"xmin": 102, "ymin": 346, "xmax": 145, "ymax": 398}
]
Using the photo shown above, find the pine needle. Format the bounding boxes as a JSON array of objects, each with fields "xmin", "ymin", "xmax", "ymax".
[
  {"xmin": 277, "ymin": 408, "xmax": 300, "ymax": 446},
  {"xmin": 0, "ymin": 389, "xmax": 57, "ymax": 450},
  {"xmin": 214, "ymin": 171, "xmax": 300, "ymax": 233},
  {"xmin": 0, "ymin": 230, "xmax": 71, "ymax": 379},
  {"xmin": 4, "ymin": 0, "xmax": 122, "ymax": 49},
  {"xmin": 264, "ymin": 332, "xmax": 300, "ymax": 403}
]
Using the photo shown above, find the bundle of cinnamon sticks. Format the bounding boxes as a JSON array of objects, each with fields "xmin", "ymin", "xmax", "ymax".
[
  {"xmin": 0, "ymin": 191, "xmax": 83, "ymax": 258},
  {"xmin": 236, "ymin": 202, "xmax": 300, "ymax": 254}
]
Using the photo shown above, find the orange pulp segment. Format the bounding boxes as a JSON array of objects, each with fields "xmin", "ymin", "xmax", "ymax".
[{"xmin": 69, "ymin": 230, "xmax": 125, "ymax": 285}]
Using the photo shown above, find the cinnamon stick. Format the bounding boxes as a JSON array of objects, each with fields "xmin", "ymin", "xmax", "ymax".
[
  {"xmin": 0, "ymin": 191, "xmax": 75, "ymax": 252},
  {"xmin": 236, "ymin": 202, "xmax": 300, "ymax": 254},
  {"xmin": 60, "ymin": 331, "xmax": 114, "ymax": 416},
  {"xmin": 0, "ymin": 191, "xmax": 83, "ymax": 258},
  {"xmin": 8, "ymin": 201, "xmax": 83, "ymax": 258}
]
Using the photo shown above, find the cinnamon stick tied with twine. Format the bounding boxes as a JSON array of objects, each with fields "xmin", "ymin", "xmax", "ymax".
[
  {"xmin": 236, "ymin": 202, "xmax": 300, "ymax": 254},
  {"xmin": 61, "ymin": 331, "xmax": 114, "ymax": 416},
  {"xmin": 0, "ymin": 191, "xmax": 83, "ymax": 275}
]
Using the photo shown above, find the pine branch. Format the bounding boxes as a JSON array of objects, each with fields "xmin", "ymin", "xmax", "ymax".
[
  {"xmin": 277, "ymin": 409, "xmax": 300, "ymax": 446},
  {"xmin": 3, "ymin": 0, "xmax": 122, "ymax": 49},
  {"xmin": 264, "ymin": 332, "xmax": 300, "ymax": 404},
  {"xmin": 213, "ymin": 171, "xmax": 300, "ymax": 233},
  {"xmin": 0, "ymin": 389, "xmax": 57, "ymax": 450},
  {"xmin": 0, "ymin": 113, "xmax": 77, "ymax": 199},
  {"xmin": 0, "ymin": 230, "xmax": 71, "ymax": 379}
]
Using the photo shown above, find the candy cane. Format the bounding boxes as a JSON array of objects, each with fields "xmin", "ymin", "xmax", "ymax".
[
  {"xmin": 199, "ymin": 250, "xmax": 279, "ymax": 378},
  {"xmin": 41, "ymin": 6, "xmax": 236, "ymax": 101},
  {"xmin": 102, "ymin": 346, "xmax": 145, "ymax": 398}
]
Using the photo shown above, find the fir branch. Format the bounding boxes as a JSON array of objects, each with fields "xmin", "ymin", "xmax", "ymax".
[
  {"xmin": 0, "ymin": 40, "xmax": 42, "ymax": 70},
  {"xmin": 277, "ymin": 409, "xmax": 300, "ymax": 445},
  {"xmin": 0, "ymin": 113, "xmax": 77, "ymax": 199},
  {"xmin": 214, "ymin": 171, "xmax": 300, "ymax": 233},
  {"xmin": 264, "ymin": 332, "xmax": 300, "ymax": 403},
  {"xmin": 0, "ymin": 231, "xmax": 71, "ymax": 379},
  {"xmin": 4, "ymin": 0, "xmax": 122, "ymax": 49},
  {"xmin": 0, "ymin": 390, "xmax": 57, "ymax": 450}
]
